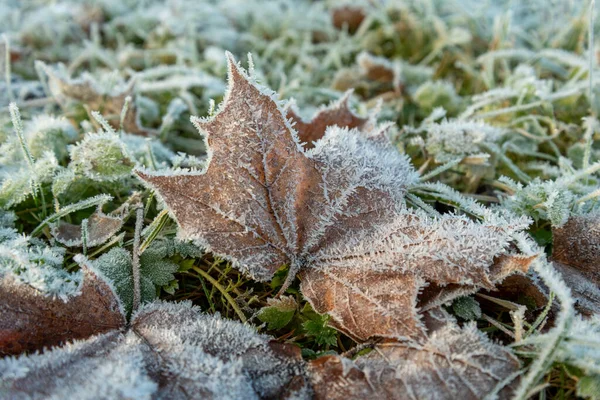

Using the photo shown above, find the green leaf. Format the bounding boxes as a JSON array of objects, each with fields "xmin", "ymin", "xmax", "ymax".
[
  {"xmin": 302, "ymin": 314, "xmax": 338, "ymax": 347},
  {"xmin": 140, "ymin": 254, "xmax": 179, "ymax": 287},
  {"xmin": 91, "ymin": 246, "xmax": 177, "ymax": 315},
  {"xmin": 69, "ymin": 132, "xmax": 133, "ymax": 182},
  {"xmin": 577, "ymin": 375, "xmax": 600, "ymax": 400},
  {"xmin": 452, "ymin": 296, "xmax": 482, "ymax": 321},
  {"xmin": 258, "ymin": 296, "xmax": 297, "ymax": 330}
]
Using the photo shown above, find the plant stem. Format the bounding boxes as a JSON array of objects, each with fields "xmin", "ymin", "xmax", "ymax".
[
  {"xmin": 192, "ymin": 265, "xmax": 247, "ymax": 323},
  {"xmin": 132, "ymin": 207, "xmax": 144, "ymax": 313}
]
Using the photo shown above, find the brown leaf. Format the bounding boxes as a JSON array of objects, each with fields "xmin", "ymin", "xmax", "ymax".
[
  {"xmin": 491, "ymin": 274, "xmax": 549, "ymax": 310},
  {"xmin": 51, "ymin": 206, "xmax": 125, "ymax": 247},
  {"xmin": 286, "ymin": 90, "xmax": 376, "ymax": 148},
  {"xmin": 1, "ymin": 301, "xmax": 309, "ymax": 399},
  {"xmin": 303, "ymin": 231, "xmax": 537, "ymax": 341},
  {"xmin": 40, "ymin": 63, "xmax": 151, "ymax": 136},
  {"xmin": 0, "ymin": 261, "xmax": 125, "ymax": 356},
  {"xmin": 357, "ymin": 51, "xmax": 397, "ymax": 84},
  {"xmin": 301, "ymin": 268, "xmax": 425, "ymax": 341},
  {"xmin": 551, "ymin": 214, "xmax": 600, "ymax": 316},
  {"xmin": 309, "ymin": 322, "xmax": 521, "ymax": 400},
  {"xmin": 137, "ymin": 53, "xmax": 533, "ymax": 342},
  {"xmin": 418, "ymin": 252, "xmax": 539, "ymax": 312},
  {"xmin": 331, "ymin": 5, "xmax": 366, "ymax": 33}
]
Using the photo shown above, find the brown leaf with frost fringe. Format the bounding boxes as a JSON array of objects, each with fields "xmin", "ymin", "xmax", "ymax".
[
  {"xmin": 51, "ymin": 206, "xmax": 125, "ymax": 247},
  {"xmin": 1, "ymin": 301, "xmax": 309, "ymax": 399},
  {"xmin": 551, "ymin": 214, "xmax": 600, "ymax": 316},
  {"xmin": 286, "ymin": 90, "xmax": 377, "ymax": 148},
  {"xmin": 309, "ymin": 320, "xmax": 520, "ymax": 400},
  {"xmin": 137, "ymin": 53, "xmax": 534, "ymax": 341},
  {"xmin": 0, "ymin": 262, "xmax": 125, "ymax": 356}
]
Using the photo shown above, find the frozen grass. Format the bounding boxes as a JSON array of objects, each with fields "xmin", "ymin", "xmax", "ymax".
[{"xmin": 1, "ymin": 0, "xmax": 600, "ymax": 398}]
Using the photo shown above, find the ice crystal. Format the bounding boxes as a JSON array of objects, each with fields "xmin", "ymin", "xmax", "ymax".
[
  {"xmin": 0, "ymin": 217, "xmax": 76, "ymax": 299},
  {"xmin": 423, "ymin": 119, "xmax": 505, "ymax": 164}
]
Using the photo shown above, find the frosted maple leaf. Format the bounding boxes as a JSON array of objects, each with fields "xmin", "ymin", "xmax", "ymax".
[
  {"xmin": 309, "ymin": 310, "xmax": 521, "ymax": 400},
  {"xmin": 137, "ymin": 53, "xmax": 535, "ymax": 341},
  {"xmin": 0, "ymin": 258, "xmax": 309, "ymax": 399}
]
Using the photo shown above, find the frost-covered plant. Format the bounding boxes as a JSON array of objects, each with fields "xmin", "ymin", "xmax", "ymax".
[
  {"xmin": 421, "ymin": 118, "xmax": 505, "ymax": 164},
  {"xmin": 499, "ymin": 159, "xmax": 600, "ymax": 227},
  {"xmin": 0, "ymin": 211, "xmax": 78, "ymax": 298},
  {"xmin": 69, "ymin": 132, "xmax": 133, "ymax": 181},
  {"xmin": 24, "ymin": 115, "xmax": 78, "ymax": 160},
  {"xmin": 0, "ymin": 0, "xmax": 599, "ymax": 397},
  {"xmin": 413, "ymin": 81, "xmax": 462, "ymax": 116}
]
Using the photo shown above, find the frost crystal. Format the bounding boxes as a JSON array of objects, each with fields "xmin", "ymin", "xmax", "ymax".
[{"xmin": 0, "ymin": 218, "xmax": 76, "ymax": 298}]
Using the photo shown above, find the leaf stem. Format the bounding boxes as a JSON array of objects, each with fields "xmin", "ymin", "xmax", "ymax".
[
  {"xmin": 132, "ymin": 207, "xmax": 144, "ymax": 313},
  {"xmin": 191, "ymin": 265, "xmax": 247, "ymax": 323}
]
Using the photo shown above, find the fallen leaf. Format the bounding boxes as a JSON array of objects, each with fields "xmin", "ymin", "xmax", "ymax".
[
  {"xmin": 0, "ymin": 259, "xmax": 125, "ymax": 356},
  {"xmin": 51, "ymin": 205, "xmax": 126, "ymax": 247},
  {"xmin": 286, "ymin": 90, "xmax": 376, "ymax": 147},
  {"xmin": 357, "ymin": 51, "xmax": 397, "ymax": 84},
  {"xmin": 39, "ymin": 62, "xmax": 151, "ymax": 136},
  {"xmin": 331, "ymin": 5, "xmax": 366, "ymax": 33},
  {"xmin": 418, "ymin": 252, "xmax": 540, "ymax": 312},
  {"xmin": 309, "ymin": 321, "xmax": 521, "ymax": 400},
  {"xmin": 302, "ymin": 225, "xmax": 537, "ymax": 341},
  {"xmin": 137, "ymin": 53, "xmax": 533, "ymax": 342},
  {"xmin": 0, "ymin": 300, "xmax": 309, "ymax": 399},
  {"xmin": 551, "ymin": 214, "xmax": 600, "ymax": 316}
]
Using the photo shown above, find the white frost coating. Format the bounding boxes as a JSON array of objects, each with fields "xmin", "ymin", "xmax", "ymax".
[
  {"xmin": 0, "ymin": 301, "xmax": 310, "ymax": 400},
  {"xmin": 0, "ymin": 223, "xmax": 79, "ymax": 300},
  {"xmin": 0, "ymin": 151, "xmax": 59, "ymax": 209},
  {"xmin": 301, "ymin": 125, "xmax": 419, "ymax": 252},
  {"xmin": 69, "ymin": 131, "xmax": 134, "ymax": 182},
  {"xmin": 38, "ymin": 61, "xmax": 135, "ymax": 100},
  {"xmin": 0, "ymin": 331, "xmax": 158, "ymax": 400},
  {"xmin": 310, "ymin": 207, "xmax": 527, "ymax": 286},
  {"xmin": 423, "ymin": 119, "xmax": 505, "ymax": 163}
]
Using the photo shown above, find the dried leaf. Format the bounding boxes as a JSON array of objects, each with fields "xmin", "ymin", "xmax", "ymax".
[
  {"xmin": 51, "ymin": 206, "xmax": 125, "ymax": 247},
  {"xmin": 0, "ymin": 301, "xmax": 309, "ymax": 399},
  {"xmin": 357, "ymin": 51, "xmax": 397, "ymax": 84},
  {"xmin": 301, "ymin": 268, "xmax": 425, "ymax": 341},
  {"xmin": 0, "ymin": 259, "xmax": 125, "ymax": 356},
  {"xmin": 137, "ymin": 53, "xmax": 533, "ymax": 342},
  {"xmin": 309, "ymin": 322, "xmax": 521, "ymax": 400},
  {"xmin": 302, "ymin": 223, "xmax": 536, "ymax": 341},
  {"xmin": 551, "ymin": 214, "xmax": 600, "ymax": 316},
  {"xmin": 286, "ymin": 90, "xmax": 376, "ymax": 147},
  {"xmin": 331, "ymin": 5, "xmax": 365, "ymax": 33},
  {"xmin": 39, "ymin": 62, "xmax": 151, "ymax": 136},
  {"xmin": 418, "ymin": 252, "xmax": 539, "ymax": 312}
]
